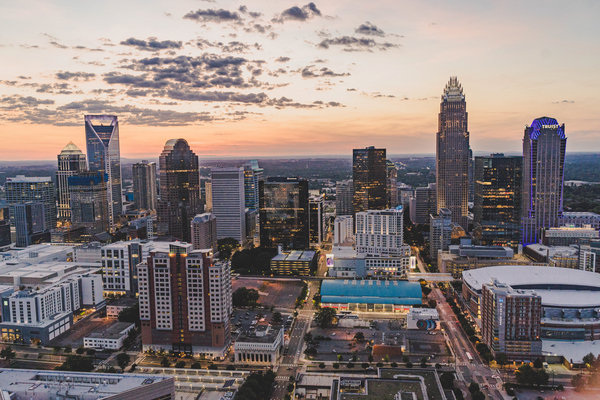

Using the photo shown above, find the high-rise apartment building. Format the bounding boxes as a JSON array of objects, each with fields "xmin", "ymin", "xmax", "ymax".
[
  {"xmin": 132, "ymin": 160, "xmax": 157, "ymax": 212},
  {"xmin": 473, "ymin": 154, "xmax": 523, "ymax": 248},
  {"xmin": 259, "ymin": 177, "xmax": 309, "ymax": 250},
  {"xmin": 101, "ymin": 239, "xmax": 154, "ymax": 297},
  {"xmin": 191, "ymin": 213, "xmax": 218, "ymax": 251},
  {"xmin": 355, "ymin": 208, "xmax": 407, "ymax": 257},
  {"xmin": 157, "ymin": 139, "xmax": 201, "ymax": 243},
  {"xmin": 85, "ymin": 115, "xmax": 122, "ymax": 230},
  {"xmin": 138, "ymin": 243, "xmax": 232, "ymax": 359},
  {"xmin": 308, "ymin": 196, "xmax": 324, "ymax": 246},
  {"xmin": 409, "ymin": 183, "xmax": 437, "ymax": 225},
  {"xmin": 430, "ymin": 208, "xmax": 452, "ymax": 263},
  {"xmin": 333, "ymin": 215, "xmax": 354, "ymax": 246},
  {"xmin": 5, "ymin": 176, "xmax": 56, "ymax": 231},
  {"xmin": 204, "ymin": 180, "xmax": 213, "ymax": 213},
  {"xmin": 436, "ymin": 77, "xmax": 469, "ymax": 230},
  {"xmin": 56, "ymin": 142, "xmax": 87, "ymax": 222},
  {"xmin": 68, "ymin": 171, "xmax": 109, "ymax": 235},
  {"xmin": 211, "ymin": 167, "xmax": 246, "ymax": 243},
  {"xmin": 335, "ymin": 180, "xmax": 354, "ymax": 216},
  {"xmin": 14, "ymin": 202, "xmax": 50, "ymax": 247},
  {"xmin": 481, "ymin": 279, "xmax": 542, "ymax": 361},
  {"xmin": 522, "ymin": 117, "xmax": 567, "ymax": 245},
  {"xmin": 353, "ymin": 147, "xmax": 387, "ymax": 215}
]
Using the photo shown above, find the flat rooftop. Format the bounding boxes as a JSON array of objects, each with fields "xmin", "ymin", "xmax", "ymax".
[{"xmin": 86, "ymin": 322, "xmax": 134, "ymax": 340}]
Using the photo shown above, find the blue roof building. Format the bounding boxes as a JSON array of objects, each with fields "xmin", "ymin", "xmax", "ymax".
[{"xmin": 320, "ymin": 279, "xmax": 422, "ymax": 312}]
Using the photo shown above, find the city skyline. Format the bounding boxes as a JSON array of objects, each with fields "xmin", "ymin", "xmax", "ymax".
[{"xmin": 0, "ymin": 1, "xmax": 599, "ymax": 160}]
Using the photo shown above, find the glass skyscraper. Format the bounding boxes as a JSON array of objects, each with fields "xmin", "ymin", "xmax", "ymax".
[
  {"xmin": 85, "ymin": 115, "xmax": 122, "ymax": 231},
  {"xmin": 132, "ymin": 160, "xmax": 158, "ymax": 211},
  {"xmin": 473, "ymin": 154, "xmax": 523, "ymax": 249},
  {"xmin": 353, "ymin": 147, "xmax": 387, "ymax": 215},
  {"xmin": 522, "ymin": 117, "xmax": 567, "ymax": 245},
  {"xmin": 68, "ymin": 171, "xmax": 110, "ymax": 235},
  {"xmin": 436, "ymin": 77, "xmax": 469, "ymax": 230},
  {"xmin": 56, "ymin": 142, "xmax": 87, "ymax": 222}
]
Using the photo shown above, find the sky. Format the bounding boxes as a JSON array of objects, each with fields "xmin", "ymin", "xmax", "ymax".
[{"xmin": 0, "ymin": 0, "xmax": 599, "ymax": 161}]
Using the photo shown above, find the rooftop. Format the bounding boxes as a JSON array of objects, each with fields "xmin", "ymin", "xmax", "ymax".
[
  {"xmin": 85, "ymin": 322, "xmax": 134, "ymax": 340},
  {"xmin": 321, "ymin": 279, "xmax": 422, "ymax": 305}
]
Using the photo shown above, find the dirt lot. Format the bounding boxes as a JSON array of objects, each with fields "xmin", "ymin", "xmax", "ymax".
[
  {"xmin": 233, "ymin": 278, "xmax": 304, "ymax": 309},
  {"xmin": 48, "ymin": 317, "xmax": 116, "ymax": 348}
]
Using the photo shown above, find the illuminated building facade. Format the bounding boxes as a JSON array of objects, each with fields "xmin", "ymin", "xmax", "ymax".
[
  {"xmin": 522, "ymin": 117, "xmax": 567, "ymax": 245},
  {"xmin": 85, "ymin": 115, "xmax": 122, "ymax": 231},
  {"xmin": 259, "ymin": 177, "xmax": 309, "ymax": 250},
  {"xmin": 157, "ymin": 139, "xmax": 201, "ymax": 243},
  {"xmin": 56, "ymin": 142, "xmax": 87, "ymax": 222},
  {"xmin": 436, "ymin": 77, "xmax": 469, "ymax": 230},
  {"xmin": 473, "ymin": 154, "xmax": 523, "ymax": 248},
  {"xmin": 5, "ymin": 176, "xmax": 56, "ymax": 231},
  {"xmin": 132, "ymin": 160, "xmax": 157, "ymax": 212},
  {"xmin": 68, "ymin": 171, "xmax": 109, "ymax": 235},
  {"xmin": 353, "ymin": 147, "xmax": 387, "ymax": 215}
]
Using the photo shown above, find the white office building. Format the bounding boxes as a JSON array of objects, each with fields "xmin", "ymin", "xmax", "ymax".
[
  {"xmin": 234, "ymin": 324, "xmax": 284, "ymax": 365},
  {"xmin": 211, "ymin": 167, "xmax": 246, "ymax": 243},
  {"xmin": 84, "ymin": 322, "xmax": 135, "ymax": 350},
  {"xmin": 333, "ymin": 215, "xmax": 354, "ymax": 246}
]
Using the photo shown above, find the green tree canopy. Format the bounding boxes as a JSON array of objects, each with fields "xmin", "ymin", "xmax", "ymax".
[{"xmin": 315, "ymin": 307, "xmax": 337, "ymax": 328}]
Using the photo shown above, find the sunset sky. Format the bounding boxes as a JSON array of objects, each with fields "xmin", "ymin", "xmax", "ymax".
[{"xmin": 0, "ymin": 0, "xmax": 599, "ymax": 161}]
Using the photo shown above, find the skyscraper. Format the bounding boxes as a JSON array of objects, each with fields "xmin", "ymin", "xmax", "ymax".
[
  {"xmin": 132, "ymin": 160, "xmax": 158, "ymax": 211},
  {"xmin": 157, "ymin": 139, "xmax": 201, "ymax": 243},
  {"xmin": 56, "ymin": 142, "xmax": 87, "ymax": 222},
  {"xmin": 259, "ymin": 177, "xmax": 309, "ymax": 250},
  {"xmin": 68, "ymin": 171, "xmax": 110, "ymax": 235},
  {"xmin": 243, "ymin": 160, "xmax": 263, "ymax": 210},
  {"xmin": 335, "ymin": 180, "xmax": 353, "ymax": 216},
  {"xmin": 211, "ymin": 167, "xmax": 246, "ymax": 243},
  {"xmin": 138, "ymin": 243, "xmax": 232, "ymax": 358},
  {"xmin": 5, "ymin": 176, "xmax": 56, "ymax": 230},
  {"xmin": 14, "ymin": 202, "xmax": 50, "ymax": 247},
  {"xmin": 308, "ymin": 196, "xmax": 324, "ymax": 246},
  {"xmin": 430, "ymin": 208, "xmax": 452, "ymax": 263},
  {"xmin": 0, "ymin": 206, "xmax": 11, "ymax": 249},
  {"xmin": 85, "ymin": 115, "xmax": 122, "ymax": 230},
  {"xmin": 409, "ymin": 183, "xmax": 437, "ymax": 225},
  {"xmin": 436, "ymin": 77, "xmax": 469, "ymax": 230},
  {"xmin": 522, "ymin": 117, "xmax": 567, "ymax": 245},
  {"xmin": 191, "ymin": 213, "xmax": 218, "ymax": 251},
  {"xmin": 387, "ymin": 159, "xmax": 398, "ymax": 208},
  {"xmin": 353, "ymin": 147, "xmax": 387, "ymax": 215},
  {"xmin": 473, "ymin": 154, "xmax": 523, "ymax": 248}
]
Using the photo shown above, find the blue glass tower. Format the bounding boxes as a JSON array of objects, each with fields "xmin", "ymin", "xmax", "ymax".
[{"xmin": 85, "ymin": 115, "xmax": 122, "ymax": 231}]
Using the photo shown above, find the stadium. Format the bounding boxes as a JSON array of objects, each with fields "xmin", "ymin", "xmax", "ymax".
[{"xmin": 462, "ymin": 265, "xmax": 600, "ymax": 341}]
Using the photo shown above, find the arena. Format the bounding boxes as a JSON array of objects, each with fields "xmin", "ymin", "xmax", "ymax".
[{"xmin": 462, "ymin": 265, "xmax": 600, "ymax": 341}]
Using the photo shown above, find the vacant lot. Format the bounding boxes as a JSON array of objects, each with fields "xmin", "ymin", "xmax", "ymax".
[{"xmin": 233, "ymin": 278, "xmax": 304, "ymax": 309}]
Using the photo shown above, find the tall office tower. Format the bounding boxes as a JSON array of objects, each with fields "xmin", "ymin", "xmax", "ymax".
[
  {"xmin": 138, "ymin": 243, "xmax": 232, "ymax": 358},
  {"xmin": 430, "ymin": 208, "xmax": 452, "ymax": 263},
  {"xmin": 243, "ymin": 160, "xmax": 263, "ymax": 210},
  {"xmin": 191, "ymin": 213, "xmax": 218, "ymax": 251},
  {"xmin": 355, "ymin": 208, "xmax": 408, "ymax": 256},
  {"xmin": 0, "ymin": 206, "xmax": 11, "ymax": 248},
  {"xmin": 473, "ymin": 154, "xmax": 523, "ymax": 248},
  {"xmin": 468, "ymin": 147, "xmax": 474, "ymax": 203},
  {"xmin": 436, "ymin": 77, "xmax": 469, "ymax": 230},
  {"xmin": 335, "ymin": 180, "xmax": 353, "ymax": 216},
  {"xmin": 85, "ymin": 115, "xmax": 122, "ymax": 231},
  {"xmin": 56, "ymin": 142, "xmax": 87, "ymax": 222},
  {"xmin": 308, "ymin": 196, "xmax": 324, "ymax": 246},
  {"xmin": 205, "ymin": 180, "xmax": 213, "ymax": 212},
  {"xmin": 386, "ymin": 159, "xmax": 398, "ymax": 208},
  {"xmin": 157, "ymin": 139, "xmax": 201, "ymax": 243},
  {"xmin": 132, "ymin": 160, "xmax": 158, "ymax": 212},
  {"xmin": 522, "ymin": 117, "xmax": 567, "ymax": 245},
  {"xmin": 101, "ymin": 239, "xmax": 152, "ymax": 297},
  {"xmin": 353, "ymin": 147, "xmax": 387, "ymax": 214},
  {"xmin": 68, "ymin": 171, "xmax": 110, "ymax": 235},
  {"xmin": 333, "ymin": 215, "xmax": 354, "ymax": 245},
  {"xmin": 481, "ymin": 279, "xmax": 542, "ymax": 360},
  {"xmin": 211, "ymin": 167, "xmax": 246, "ymax": 243},
  {"xmin": 259, "ymin": 177, "xmax": 309, "ymax": 250},
  {"xmin": 409, "ymin": 183, "xmax": 437, "ymax": 225},
  {"xmin": 14, "ymin": 202, "xmax": 49, "ymax": 247},
  {"xmin": 5, "ymin": 176, "xmax": 56, "ymax": 230}
]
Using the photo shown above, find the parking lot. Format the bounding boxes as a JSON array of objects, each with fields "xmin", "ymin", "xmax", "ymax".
[
  {"xmin": 232, "ymin": 278, "xmax": 304, "ymax": 309},
  {"xmin": 230, "ymin": 309, "xmax": 294, "ymax": 341}
]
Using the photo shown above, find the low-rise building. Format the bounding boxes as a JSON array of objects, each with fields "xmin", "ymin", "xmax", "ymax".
[
  {"xmin": 234, "ymin": 323, "xmax": 283, "ymax": 365},
  {"xmin": 106, "ymin": 297, "xmax": 138, "ymax": 318},
  {"xmin": 406, "ymin": 308, "xmax": 440, "ymax": 330},
  {"xmin": 560, "ymin": 212, "xmax": 600, "ymax": 230},
  {"xmin": 542, "ymin": 225, "xmax": 599, "ymax": 246},
  {"xmin": 84, "ymin": 322, "xmax": 135, "ymax": 350},
  {"xmin": 524, "ymin": 244, "xmax": 579, "ymax": 269},
  {"xmin": 327, "ymin": 247, "xmax": 414, "ymax": 279},
  {"xmin": 270, "ymin": 250, "xmax": 317, "ymax": 276}
]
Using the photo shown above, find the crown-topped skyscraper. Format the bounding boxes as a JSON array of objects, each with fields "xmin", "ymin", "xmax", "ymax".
[{"xmin": 436, "ymin": 77, "xmax": 469, "ymax": 230}]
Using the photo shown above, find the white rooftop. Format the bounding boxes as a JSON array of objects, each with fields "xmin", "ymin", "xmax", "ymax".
[{"xmin": 543, "ymin": 340, "xmax": 600, "ymax": 364}]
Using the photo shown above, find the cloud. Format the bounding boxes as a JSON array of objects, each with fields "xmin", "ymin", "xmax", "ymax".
[
  {"xmin": 55, "ymin": 71, "xmax": 96, "ymax": 81},
  {"xmin": 238, "ymin": 5, "xmax": 262, "ymax": 18},
  {"xmin": 552, "ymin": 100, "xmax": 575, "ymax": 104},
  {"xmin": 299, "ymin": 66, "xmax": 350, "ymax": 78},
  {"xmin": 275, "ymin": 56, "xmax": 290, "ymax": 62},
  {"xmin": 120, "ymin": 37, "xmax": 183, "ymax": 51},
  {"xmin": 183, "ymin": 8, "xmax": 242, "ymax": 23},
  {"xmin": 0, "ymin": 95, "xmax": 55, "ymax": 109},
  {"xmin": 318, "ymin": 36, "xmax": 399, "ymax": 52},
  {"xmin": 355, "ymin": 22, "xmax": 385, "ymax": 36},
  {"xmin": 272, "ymin": 3, "xmax": 322, "ymax": 23},
  {"xmin": 18, "ymin": 76, "xmax": 31, "ymax": 80},
  {"xmin": 362, "ymin": 91, "xmax": 396, "ymax": 98},
  {"xmin": 347, "ymin": 88, "xmax": 356, "ymax": 91},
  {"xmin": 49, "ymin": 41, "xmax": 68, "ymax": 49}
]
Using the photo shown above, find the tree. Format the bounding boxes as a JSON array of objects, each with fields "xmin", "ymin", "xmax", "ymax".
[
  {"xmin": 481, "ymin": 353, "xmax": 494, "ymax": 364},
  {"xmin": 472, "ymin": 392, "xmax": 485, "ymax": 400},
  {"xmin": 406, "ymin": 362, "xmax": 413, "ymax": 368},
  {"xmin": 402, "ymin": 355, "xmax": 409, "ymax": 363},
  {"xmin": 534, "ymin": 369, "xmax": 549, "ymax": 386},
  {"xmin": 347, "ymin": 362, "xmax": 355, "ymax": 369},
  {"xmin": 468, "ymin": 382, "xmax": 480, "ymax": 394},
  {"xmin": 232, "ymin": 287, "xmax": 260, "ymax": 307},
  {"xmin": 361, "ymin": 362, "xmax": 369, "ymax": 370},
  {"xmin": 428, "ymin": 299, "xmax": 437, "ymax": 308},
  {"xmin": 337, "ymin": 354, "xmax": 343, "ymax": 362},
  {"xmin": 533, "ymin": 358, "xmax": 544, "ymax": 369},
  {"xmin": 376, "ymin": 362, "xmax": 384, "ymax": 368},
  {"xmin": 351, "ymin": 352, "xmax": 358, "ymax": 362},
  {"xmin": 333, "ymin": 363, "xmax": 340, "ymax": 369},
  {"xmin": 76, "ymin": 346, "xmax": 85, "ymax": 355},
  {"xmin": 161, "ymin": 357, "xmax": 170, "ymax": 367},
  {"xmin": 217, "ymin": 237, "xmax": 239, "ymax": 260},
  {"xmin": 191, "ymin": 362, "xmax": 202, "ymax": 369},
  {"xmin": 319, "ymin": 363, "xmax": 325, "ymax": 369},
  {"xmin": 64, "ymin": 345, "xmax": 72, "ymax": 353},
  {"xmin": 314, "ymin": 307, "xmax": 337, "ymax": 328},
  {"xmin": 453, "ymin": 387, "xmax": 464, "ymax": 400},
  {"xmin": 440, "ymin": 371, "xmax": 455, "ymax": 390},
  {"xmin": 175, "ymin": 361, "xmax": 186, "ymax": 368},
  {"xmin": 55, "ymin": 355, "xmax": 94, "ymax": 372},
  {"xmin": 495, "ymin": 352, "xmax": 508, "ymax": 369},
  {"xmin": 116, "ymin": 352, "xmax": 131, "ymax": 371},
  {"xmin": 572, "ymin": 373, "xmax": 587, "ymax": 392},
  {"xmin": 0, "ymin": 346, "xmax": 16, "ymax": 361},
  {"xmin": 304, "ymin": 332, "xmax": 313, "ymax": 343},
  {"xmin": 515, "ymin": 364, "xmax": 535, "ymax": 386},
  {"xmin": 118, "ymin": 303, "xmax": 141, "ymax": 327},
  {"xmin": 368, "ymin": 354, "xmax": 374, "ymax": 363},
  {"xmin": 391, "ymin": 362, "xmax": 398, "ymax": 368},
  {"xmin": 272, "ymin": 312, "xmax": 283, "ymax": 325},
  {"xmin": 304, "ymin": 347, "xmax": 317, "ymax": 356},
  {"xmin": 384, "ymin": 354, "xmax": 390, "ymax": 362},
  {"xmin": 287, "ymin": 383, "xmax": 294, "ymax": 393},
  {"xmin": 583, "ymin": 352, "xmax": 596, "ymax": 367},
  {"xmin": 354, "ymin": 332, "xmax": 365, "ymax": 342}
]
